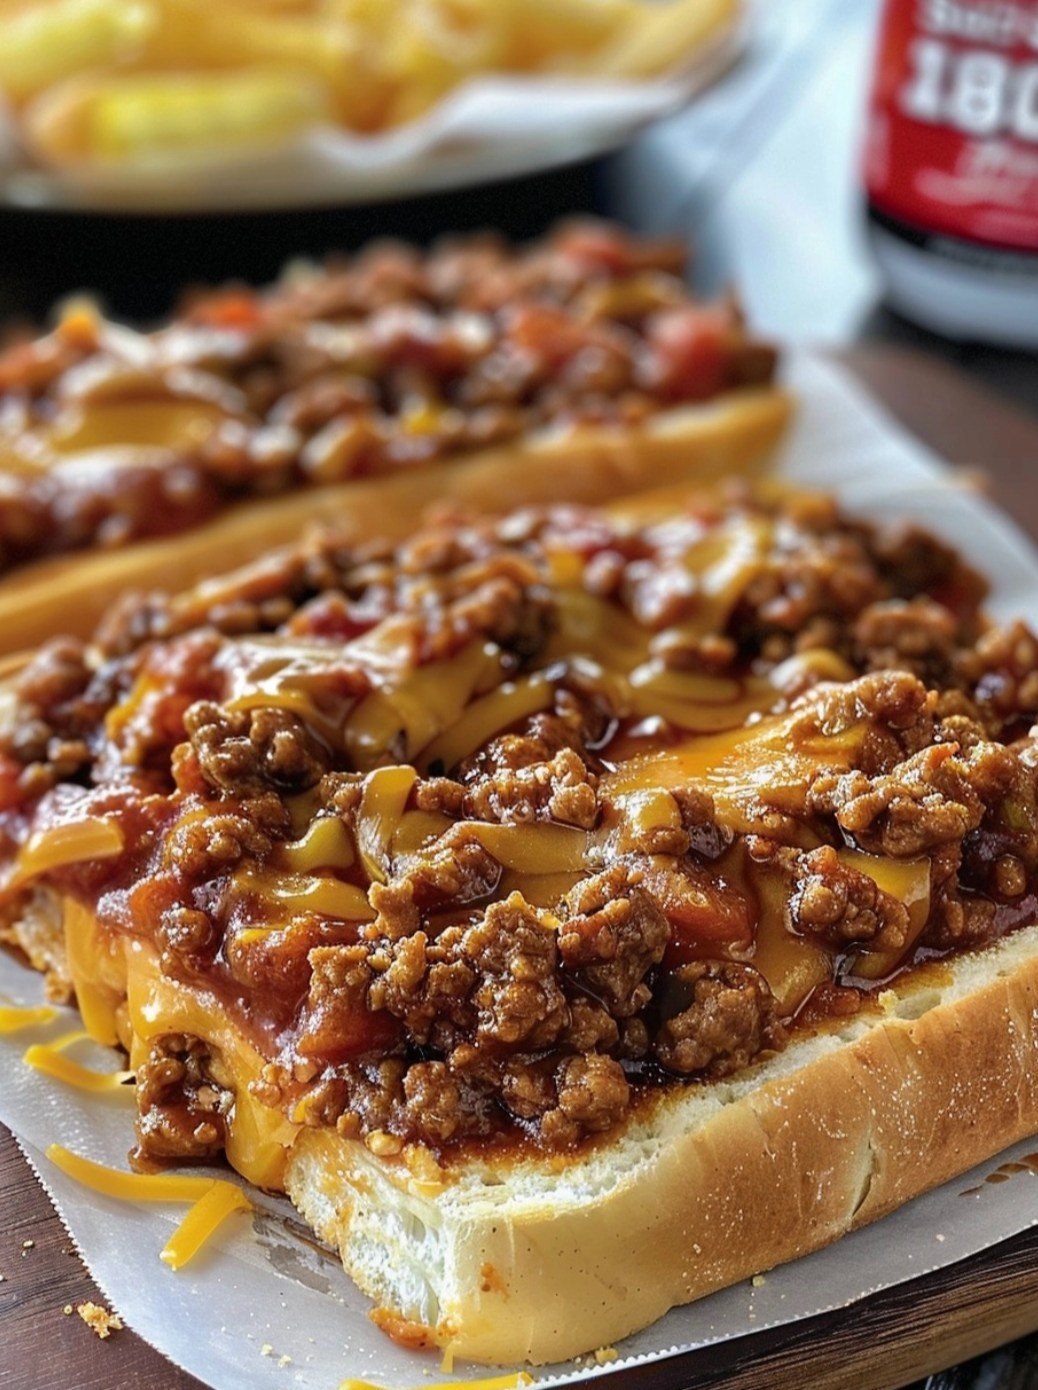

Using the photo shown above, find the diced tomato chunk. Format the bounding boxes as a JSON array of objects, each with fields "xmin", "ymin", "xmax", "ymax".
[
  {"xmin": 635, "ymin": 861, "xmax": 755, "ymax": 964},
  {"xmin": 187, "ymin": 290, "xmax": 265, "ymax": 331},
  {"xmin": 646, "ymin": 306, "xmax": 734, "ymax": 402},
  {"xmin": 0, "ymin": 753, "xmax": 23, "ymax": 813},
  {"xmin": 504, "ymin": 303, "xmax": 586, "ymax": 372},
  {"xmin": 555, "ymin": 223, "xmax": 638, "ymax": 275},
  {"xmin": 296, "ymin": 1000, "xmax": 400, "ymax": 1062},
  {"xmin": 287, "ymin": 594, "xmax": 376, "ymax": 642}
]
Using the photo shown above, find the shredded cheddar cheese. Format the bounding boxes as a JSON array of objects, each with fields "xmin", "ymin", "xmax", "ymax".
[
  {"xmin": 9, "ymin": 817, "xmax": 123, "ymax": 887},
  {"xmin": 159, "ymin": 1181, "xmax": 253, "ymax": 1270},
  {"xmin": 605, "ymin": 706, "xmax": 866, "ymax": 833},
  {"xmin": 234, "ymin": 866, "xmax": 374, "ymax": 925},
  {"xmin": 47, "ymin": 1143, "xmax": 222, "ymax": 1202},
  {"xmin": 342, "ymin": 639, "xmax": 504, "ymax": 768},
  {"xmin": 0, "ymin": 1004, "xmax": 57, "ymax": 1033},
  {"xmin": 418, "ymin": 673, "xmax": 553, "ymax": 773},
  {"xmin": 356, "ymin": 765, "xmax": 418, "ymax": 883},
  {"xmin": 455, "ymin": 821, "xmax": 587, "ymax": 875},
  {"xmin": 61, "ymin": 898, "xmax": 123, "ymax": 1047},
  {"xmin": 339, "ymin": 1375, "xmax": 532, "ymax": 1390},
  {"xmin": 390, "ymin": 808, "xmax": 453, "ymax": 858},
  {"xmin": 281, "ymin": 815, "xmax": 354, "ymax": 873},
  {"xmin": 45, "ymin": 1144, "xmax": 253, "ymax": 1270},
  {"xmin": 23, "ymin": 1029, "xmax": 135, "ymax": 1092}
]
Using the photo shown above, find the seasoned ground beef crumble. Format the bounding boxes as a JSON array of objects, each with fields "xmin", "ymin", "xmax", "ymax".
[
  {"xmin": 0, "ymin": 221, "xmax": 775, "ymax": 574},
  {"xmin": 2, "ymin": 482, "xmax": 1037, "ymax": 1160}
]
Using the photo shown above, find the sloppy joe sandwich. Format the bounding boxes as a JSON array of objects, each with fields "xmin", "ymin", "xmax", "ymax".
[
  {"xmin": 3, "ymin": 481, "xmax": 1037, "ymax": 1364},
  {"xmin": 0, "ymin": 221, "xmax": 787, "ymax": 655}
]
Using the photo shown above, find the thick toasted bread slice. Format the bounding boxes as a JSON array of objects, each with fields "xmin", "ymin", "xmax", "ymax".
[
  {"xmin": 6, "ymin": 470, "xmax": 1037, "ymax": 1371},
  {"xmin": 286, "ymin": 924, "xmax": 1038, "ymax": 1364},
  {"xmin": 6, "ymin": 889, "xmax": 1036, "ymax": 1366},
  {"xmin": 0, "ymin": 386, "xmax": 789, "ymax": 654}
]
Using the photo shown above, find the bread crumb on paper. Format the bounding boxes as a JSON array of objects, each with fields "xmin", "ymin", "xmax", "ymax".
[
  {"xmin": 594, "ymin": 1346, "xmax": 618, "ymax": 1365},
  {"xmin": 261, "ymin": 1343, "xmax": 274, "ymax": 1357},
  {"xmin": 76, "ymin": 1302, "xmax": 123, "ymax": 1339},
  {"xmin": 752, "ymin": 1274, "xmax": 766, "ymax": 1288}
]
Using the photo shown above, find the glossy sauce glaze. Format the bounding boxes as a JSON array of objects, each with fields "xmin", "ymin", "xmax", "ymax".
[
  {"xmin": 0, "ymin": 221, "xmax": 775, "ymax": 573},
  {"xmin": 1, "ymin": 485, "xmax": 1036, "ymax": 1162}
]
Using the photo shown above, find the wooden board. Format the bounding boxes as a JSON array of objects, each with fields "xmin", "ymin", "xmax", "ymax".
[{"xmin": 4, "ymin": 346, "xmax": 1038, "ymax": 1390}]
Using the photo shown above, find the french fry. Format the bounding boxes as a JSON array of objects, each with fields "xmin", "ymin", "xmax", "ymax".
[
  {"xmin": 491, "ymin": 0, "xmax": 638, "ymax": 70},
  {"xmin": 324, "ymin": 0, "xmax": 393, "ymax": 37},
  {"xmin": 137, "ymin": 0, "xmax": 380, "ymax": 129},
  {"xmin": 0, "ymin": 0, "xmax": 740, "ymax": 164},
  {"xmin": 381, "ymin": 1, "xmax": 510, "ymax": 127},
  {"xmin": 226, "ymin": 0, "xmax": 318, "ymax": 10},
  {"xmin": 594, "ymin": 0, "xmax": 738, "ymax": 79},
  {"xmin": 138, "ymin": 0, "xmax": 357, "ymax": 81},
  {"xmin": 25, "ymin": 69, "xmax": 332, "ymax": 166},
  {"xmin": 0, "ymin": 0, "xmax": 155, "ymax": 104},
  {"xmin": 400, "ymin": 0, "xmax": 512, "ymax": 70}
]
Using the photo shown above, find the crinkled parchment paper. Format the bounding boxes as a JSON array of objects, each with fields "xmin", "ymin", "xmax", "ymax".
[{"xmin": 4, "ymin": 354, "xmax": 1038, "ymax": 1388}]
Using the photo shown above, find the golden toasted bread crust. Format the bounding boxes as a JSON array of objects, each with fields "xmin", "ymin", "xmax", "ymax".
[
  {"xmin": 4, "ymin": 855, "xmax": 1038, "ymax": 1365},
  {"xmin": 0, "ymin": 387, "xmax": 789, "ymax": 654},
  {"xmin": 0, "ymin": 889, "xmax": 71, "ymax": 1002},
  {"xmin": 286, "ymin": 926, "xmax": 1038, "ymax": 1364}
]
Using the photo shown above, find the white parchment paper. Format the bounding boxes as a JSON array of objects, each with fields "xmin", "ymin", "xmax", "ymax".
[{"xmin": 3, "ymin": 353, "xmax": 1038, "ymax": 1388}]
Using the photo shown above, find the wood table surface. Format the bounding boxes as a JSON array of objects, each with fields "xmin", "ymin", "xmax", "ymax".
[{"xmin": 3, "ymin": 345, "xmax": 1038, "ymax": 1390}]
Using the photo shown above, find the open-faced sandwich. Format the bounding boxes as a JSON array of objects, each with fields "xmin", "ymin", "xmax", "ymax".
[
  {"xmin": 0, "ymin": 221, "xmax": 787, "ymax": 655},
  {"xmin": 2, "ymin": 479, "xmax": 1038, "ymax": 1364}
]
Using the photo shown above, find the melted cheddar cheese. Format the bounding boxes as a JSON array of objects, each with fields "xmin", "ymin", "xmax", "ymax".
[
  {"xmin": 60, "ymin": 901, "xmax": 297, "ymax": 1189},
  {"xmin": 606, "ymin": 707, "xmax": 864, "ymax": 835},
  {"xmin": 4, "ymin": 482, "xmax": 990, "ymax": 1285},
  {"xmin": 9, "ymin": 818, "xmax": 123, "ymax": 889}
]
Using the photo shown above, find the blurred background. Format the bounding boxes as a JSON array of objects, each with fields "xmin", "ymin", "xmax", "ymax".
[
  {"xmin": 0, "ymin": 0, "xmax": 1032, "ymax": 414},
  {"xmin": 608, "ymin": 0, "xmax": 1038, "ymax": 411}
]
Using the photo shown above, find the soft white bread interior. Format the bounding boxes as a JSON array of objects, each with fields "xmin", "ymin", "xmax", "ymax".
[
  {"xmin": 0, "ymin": 386, "xmax": 789, "ymax": 655},
  {"xmin": 286, "ymin": 922, "xmax": 1038, "ymax": 1365}
]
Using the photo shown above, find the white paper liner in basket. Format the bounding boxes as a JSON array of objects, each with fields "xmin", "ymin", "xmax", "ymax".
[{"xmin": 3, "ymin": 354, "xmax": 1038, "ymax": 1388}]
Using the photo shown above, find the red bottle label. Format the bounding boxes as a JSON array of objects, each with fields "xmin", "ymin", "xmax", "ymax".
[{"xmin": 865, "ymin": 0, "xmax": 1038, "ymax": 251}]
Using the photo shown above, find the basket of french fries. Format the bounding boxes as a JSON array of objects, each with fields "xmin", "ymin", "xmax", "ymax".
[{"xmin": 0, "ymin": 0, "xmax": 742, "ymax": 210}]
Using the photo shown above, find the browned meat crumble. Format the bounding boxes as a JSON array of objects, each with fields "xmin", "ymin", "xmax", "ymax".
[
  {"xmin": 1, "ymin": 483, "xmax": 1037, "ymax": 1159},
  {"xmin": 0, "ymin": 221, "xmax": 775, "ymax": 573},
  {"xmin": 135, "ymin": 1033, "xmax": 231, "ymax": 1163}
]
